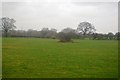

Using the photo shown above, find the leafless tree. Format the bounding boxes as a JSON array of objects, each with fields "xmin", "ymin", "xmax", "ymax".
[
  {"xmin": 77, "ymin": 22, "xmax": 96, "ymax": 36},
  {"xmin": 1, "ymin": 17, "xmax": 16, "ymax": 37}
]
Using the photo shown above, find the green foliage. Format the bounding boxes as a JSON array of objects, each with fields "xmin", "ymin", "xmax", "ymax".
[{"xmin": 2, "ymin": 38, "xmax": 118, "ymax": 78}]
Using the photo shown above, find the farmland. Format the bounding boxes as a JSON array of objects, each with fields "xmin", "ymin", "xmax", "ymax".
[{"xmin": 2, "ymin": 38, "xmax": 118, "ymax": 78}]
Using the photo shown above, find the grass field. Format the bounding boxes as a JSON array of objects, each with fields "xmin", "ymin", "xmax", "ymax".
[
  {"xmin": 2, "ymin": 38, "xmax": 118, "ymax": 78},
  {"xmin": 0, "ymin": 38, "xmax": 2, "ymax": 79}
]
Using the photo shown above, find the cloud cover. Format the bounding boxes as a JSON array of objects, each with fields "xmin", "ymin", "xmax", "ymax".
[{"xmin": 2, "ymin": 1, "xmax": 118, "ymax": 33}]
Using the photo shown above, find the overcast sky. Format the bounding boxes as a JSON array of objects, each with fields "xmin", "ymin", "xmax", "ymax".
[{"xmin": 2, "ymin": 0, "xmax": 118, "ymax": 33}]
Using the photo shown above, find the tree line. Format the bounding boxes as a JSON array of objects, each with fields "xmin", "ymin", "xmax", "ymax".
[{"xmin": 1, "ymin": 17, "xmax": 120, "ymax": 42}]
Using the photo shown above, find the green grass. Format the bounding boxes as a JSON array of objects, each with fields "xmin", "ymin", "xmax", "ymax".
[
  {"xmin": 2, "ymin": 38, "xmax": 118, "ymax": 78},
  {"xmin": 0, "ymin": 38, "xmax": 2, "ymax": 79}
]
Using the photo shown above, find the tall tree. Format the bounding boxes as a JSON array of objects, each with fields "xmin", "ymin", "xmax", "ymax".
[
  {"xmin": 107, "ymin": 32, "xmax": 114, "ymax": 40},
  {"xmin": 40, "ymin": 28, "xmax": 49, "ymax": 38},
  {"xmin": 77, "ymin": 22, "xmax": 96, "ymax": 36},
  {"xmin": 115, "ymin": 32, "xmax": 120, "ymax": 40},
  {"xmin": 1, "ymin": 17, "xmax": 16, "ymax": 37}
]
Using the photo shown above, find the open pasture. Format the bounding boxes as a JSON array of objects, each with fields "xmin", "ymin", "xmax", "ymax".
[{"xmin": 2, "ymin": 38, "xmax": 118, "ymax": 78}]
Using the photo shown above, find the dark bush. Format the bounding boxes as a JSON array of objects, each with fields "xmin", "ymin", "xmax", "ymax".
[{"xmin": 57, "ymin": 32, "xmax": 72, "ymax": 42}]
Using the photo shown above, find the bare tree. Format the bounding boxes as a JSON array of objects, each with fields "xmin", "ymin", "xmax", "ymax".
[
  {"xmin": 77, "ymin": 22, "xmax": 96, "ymax": 36},
  {"xmin": 1, "ymin": 17, "xmax": 16, "ymax": 37}
]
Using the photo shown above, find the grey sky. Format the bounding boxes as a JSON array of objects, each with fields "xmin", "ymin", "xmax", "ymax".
[{"xmin": 2, "ymin": 0, "xmax": 118, "ymax": 33}]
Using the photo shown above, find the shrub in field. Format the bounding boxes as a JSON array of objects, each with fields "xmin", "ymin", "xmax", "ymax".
[{"xmin": 57, "ymin": 32, "xmax": 72, "ymax": 42}]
